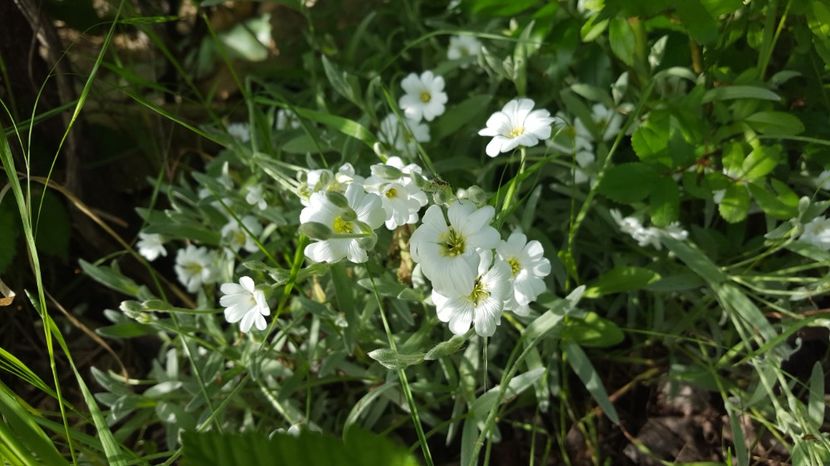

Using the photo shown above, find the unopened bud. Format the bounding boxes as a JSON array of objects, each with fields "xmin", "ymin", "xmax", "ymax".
[
  {"xmin": 325, "ymin": 191, "xmax": 350, "ymax": 209},
  {"xmin": 299, "ymin": 222, "xmax": 333, "ymax": 239},
  {"xmin": 371, "ymin": 164, "xmax": 403, "ymax": 180}
]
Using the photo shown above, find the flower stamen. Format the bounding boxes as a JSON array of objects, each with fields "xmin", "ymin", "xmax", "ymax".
[
  {"xmin": 420, "ymin": 91, "xmax": 432, "ymax": 103},
  {"xmin": 468, "ymin": 279, "xmax": 490, "ymax": 306},
  {"xmin": 507, "ymin": 257, "xmax": 522, "ymax": 276},
  {"xmin": 508, "ymin": 126, "xmax": 525, "ymax": 138},
  {"xmin": 332, "ymin": 216, "xmax": 354, "ymax": 234},
  {"xmin": 439, "ymin": 228, "xmax": 466, "ymax": 257}
]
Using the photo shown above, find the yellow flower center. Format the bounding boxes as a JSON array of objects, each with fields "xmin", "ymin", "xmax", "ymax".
[
  {"xmin": 468, "ymin": 279, "xmax": 490, "ymax": 306},
  {"xmin": 185, "ymin": 262, "xmax": 203, "ymax": 275},
  {"xmin": 507, "ymin": 257, "xmax": 521, "ymax": 276},
  {"xmin": 234, "ymin": 230, "xmax": 246, "ymax": 246},
  {"xmin": 332, "ymin": 216, "xmax": 354, "ymax": 234},
  {"xmin": 439, "ymin": 228, "xmax": 465, "ymax": 257},
  {"xmin": 385, "ymin": 187, "xmax": 398, "ymax": 199},
  {"xmin": 508, "ymin": 126, "xmax": 524, "ymax": 138},
  {"xmin": 420, "ymin": 91, "xmax": 432, "ymax": 103}
]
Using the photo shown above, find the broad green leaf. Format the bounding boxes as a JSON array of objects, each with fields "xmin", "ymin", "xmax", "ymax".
[
  {"xmin": 608, "ymin": 18, "xmax": 635, "ymax": 66},
  {"xmin": 182, "ymin": 429, "xmax": 418, "ymax": 466},
  {"xmin": 562, "ymin": 312, "xmax": 625, "ymax": 348},
  {"xmin": 649, "ymin": 177, "xmax": 680, "ymax": 226},
  {"xmin": 598, "ymin": 162, "xmax": 659, "ymax": 203},
  {"xmin": 675, "ymin": 0, "xmax": 719, "ymax": 44},
  {"xmin": 747, "ymin": 181, "xmax": 798, "ymax": 219},
  {"xmin": 564, "ymin": 342, "xmax": 619, "ymax": 424},
  {"xmin": 631, "ymin": 113, "xmax": 670, "ymax": 166},
  {"xmin": 367, "ymin": 348, "xmax": 424, "ymax": 370},
  {"xmin": 740, "ymin": 145, "xmax": 780, "ymax": 180},
  {"xmin": 584, "ymin": 266, "xmax": 661, "ymax": 298},
  {"xmin": 745, "ymin": 111, "xmax": 805, "ymax": 136},
  {"xmin": 701, "ymin": 86, "xmax": 781, "ymax": 103},
  {"xmin": 718, "ymin": 184, "xmax": 750, "ymax": 223}
]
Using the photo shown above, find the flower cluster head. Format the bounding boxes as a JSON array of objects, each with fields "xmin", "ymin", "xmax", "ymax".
[
  {"xmin": 410, "ymin": 201, "xmax": 550, "ymax": 336},
  {"xmin": 364, "ymin": 157, "xmax": 429, "ymax": 230},
  {"xmin": 399, "ymin": 71, "xmax": 448, "ymax": 123},
  {"xmin": 479, "ymin": 98, "xmax": 557, "ymax": 157},
  {"xmin": 610, "ymin": 209, "xmax": 688, "ymax": 250},
  {"xmin": 220, "ymin": 276, "xmax": 270, "ymax": 333}
]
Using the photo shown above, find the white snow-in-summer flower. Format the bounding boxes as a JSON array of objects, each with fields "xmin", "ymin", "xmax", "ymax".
[
  {"xmin": 245, "ymin": 185, "xmax": 267, "ymax": 210},
  {"xmin": 663, "ymin": 223, "xmax": 689, "ymax": 241},
  {"xmin": 478, "ymin": 98, "xmax": 557, "ymax": 157},
  {"xmin": 137, "ymin": 233, "xmax": 167, "ymax": 261},
  {"xmin": 222, "ymin": 216, "xmax": 263, "ymax": 254},
  {"xmin": 590, "ymin": 103, "xmax": 623, "ymax": 142},
  {"xmin": 220, "ymin": 276, "xmax": 270, "ymax": 333},
  {"xmin": 227, "ymin": 122, "xmax": 250, "ymax": 142},
  {"xmin": 298, "ymin": 164, "xmax": 364, "ymax": 206},
  {"xmin": 431, "ymin": 251, "xmax": 511, "ymax": 337},
  {"xmin": 447, "ymin": 35, "xmax": 482, "ymax": 66},
  {"xmin": 276, "ymin": 109, "xmax": 301, "ymax": 130},
  {"xmin": 816, "ymin": 170, "xmax": 830, "ymax": 190},
  {"xmin": 175, "ymin": 245, "xmax": 214, "ymax": 293},
  {"xmin": 378, "ymin": 114, "xmax": 431, "ymax": 156},
  {"xmin": 399, "ymin": 71, "xmax": 448, "ymax": 122},
  {"xmin": 496, "ymin": 230, "xmax": 551, "ymax": 316},
  {"xmin": 800, "ymin": 216, "xmax": 830, "ymax": 250},
  {"xmin": 610, "ymin": 209, "xmax": 662, "ymax": 250},
  {"xmin": 300, "ymin": 183, "xmax": 385, "ymax": 263},
  {"xmin": 364, "ymin": 159, "xmax": 429, "ymax": 230},
  {"xmin": 410, "ymin": 200, "xmax": 500, "ymax": 295}
]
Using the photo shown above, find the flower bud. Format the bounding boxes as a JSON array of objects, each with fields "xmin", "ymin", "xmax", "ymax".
[
  {"xmin": 370, "ymin": 164, "xmax": 403, "ymax": 180},
  {"xmin": 325, "ymin": 191, "xmax": 350, "ymax": 209},
  {"xmin": 299, "ymin": 221, "xmax": 333, "ymax": 239}
]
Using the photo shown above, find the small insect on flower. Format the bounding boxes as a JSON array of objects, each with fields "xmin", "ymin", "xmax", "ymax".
[
  {"xmin": 398, "ymin": 71, "xmax": 448, "ymax": 122},
  {"xmin": 220, "ymin": 276, "xmax": 270, "ymax": 333},
  {"xmin": 175, "ymin": 245, "xmax": 214, "ymax": 293},
  {"xmin": 478, "ymin": 98, "xmax": 558, "ymax": 157},
  {"xmin": 137, "ymin": 232, "xmax": 167, "ymax": 262}
]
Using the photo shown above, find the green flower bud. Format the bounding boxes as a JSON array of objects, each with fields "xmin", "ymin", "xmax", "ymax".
[{"xmin": 299, "ymin": 221, "xmax": 333, "ymax": 239}]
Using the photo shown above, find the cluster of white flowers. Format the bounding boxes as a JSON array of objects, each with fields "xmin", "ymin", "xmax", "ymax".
[
  {"xmin": 298, "ymin": 157, "xmax": 429, "ymax": 263},
  {"xmin": 410, "ymin": 202, "xmax": 551, "ymax": 337},
  {"xmin": 610, "ymin": 209, "xmax": 688, "ymax": 250}
]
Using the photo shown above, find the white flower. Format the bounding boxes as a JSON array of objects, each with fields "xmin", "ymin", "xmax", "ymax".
[
  {"xmin": 276, "ymin": 109, "xmax": 300, "ymax": 130},
  {"xmin": 478, "ymin": 98, "xmax": 557, "ymax": 157},
  {"xmin": 364, "ymin": 159, "xmax": 428, "ymax": 230},
  {"xmin": 137, "ymin": 233, "xmax": 167, "ymax": 262},
  {"xmin": 222, "ymin": 216, "xmax": 263, "ymax": 253},
  {"xmin": 573, "ymin": 151, "xmax": 596, "ymax": 184},
  {"xmin": 410, "ymin": 200, "xmax": 500, "ymax": 295},
  {"xmin": 220, "ymin": 276, "xmax": 270, "ymax": 333},
  {"xmin": 712, "ymin": 189, "xmax": 726, "ymax": 204},
  {"xmin": 175, "ymin": 245, "xmax": 213, "ymax": 293},
  {"xmin": 298, "ymin": 164, "xmax": 363, "ymax": 206},
  {"xmin": 227, "ymin": 122, "xmax": 250, "ymax": 142},
  {"xmin": 817, "ymin": 170, "xmax": 830, "ymax": 190},
  {"xmin": 663, "ymin": 223, "xmax": 689, "ymax": 241},
  {"xmin": 610, "ymin": 210, "xmax": 688, "ymax": 250},
  {"xmin": 300, "ymin": 183, "xmax": 385, "ymax": 263},
  {"xmin": 398, "ymin": 71, "xmax": 448, "ymax": 122},
  {"xmin": 245, "ymin": 185, "xmax": 267, "ymax": 210},
  {"xmin": 431, "ymin": 251, "xmax": 511, "ymax": 337},
  {"xmin": 447, "ymin": 35, "xmax": 482, "ymax": 66},
  {"xmin": 379, "ymin": 114, "xmax": 431, "ymax": 156},
  {"xmin": 800, "ymin": 216, "xmax": 830, "ymax": 250},
  {"xmin": 590, "ymin": 104, "xmax": 623, "ymax": 142},
  {"xmin": 496, "ymin": 231, "xmax": 551, "ymax": 316}
]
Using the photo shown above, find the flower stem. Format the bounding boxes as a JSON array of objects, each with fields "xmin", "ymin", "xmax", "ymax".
[{"xmin": 497, "ymin": 147, "xmax": 527, "ymax": 226}]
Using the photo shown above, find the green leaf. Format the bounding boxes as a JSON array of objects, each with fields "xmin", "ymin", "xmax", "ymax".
[
  {"xmin": 660, "ymin": 236, "xmax": 727, "ymax": 285},
  {"xmin": 96, "ymin": 323, "xmax": 157, "ymax": 339},
  {"xmin": 808, "ymin": 362, "xmax": 825, "ymax": 429},
  {"xmin": 718, "ymin": 184, "xmax": 750, "ymax": 223},
  {"xmin": 0, "ymin": 380, "xmax": 66, "ymax": 465},
  {"xmin": 598, "ymin": 163, "xmax": 659, "ymax": 203},
  {"xmin": 631, "ymin": 113, "xmax": 670, "ymax": 166},
  {"xmin": 293, "ymin": 107, "xmax": 378, "ymax": 149},
  {"xmin": 434, "ymin": 95, "xmax": 491, "ymax": 141},
  {"xmin": 701, "ymin": 86, "xmax": 781, "ymax": 103},
  {"xmin": 649, "ymin": 177, "xmax": 680, "ymax": 226},
  {"xmin": 79, "ymin": 260, "xmax": 149, "ymax": 299},
  {"xmin": 321, "ymin": 55, "xmax": 363, "ymax": 108},
  {"xmin": 675, "ymin": 0, "xmax": 719, "ymax": 44},
  {"xmin": 747, "ymin": 181, "xmax": 798, "ymax": 219},
  {"xmin": 424, "ymin": 333, "xmax": 470, "ymax": 360},
  {"xmin": 745, "ymin": 111, "xmax": 805, "ymax": 136},
  {"xmin": 584, "ymin": 266, "xmax": 661, "ymax": 298},
  {"xmin": 564, "ymin": 341, "xmax": 619, "ymax": 424},
  {"xmin": 740, "ymin": 145, "xmax": 780, "ymax": 181},
  {"xmin": 182, "ymin": 429, "xmax": 418, "ymax": 466},
  {"xmin": 468, "ymin": 0, "xmax": 539, "ymax": 17},
  {"xmin": 562, "ymin": 312, "xmax": 625, "ymax": 348},
  {"xmin": 608, "ymin": 18, "xmax": 635, "ymax": 66},
  {"xmin": 367, "ymin": 348, "xmax": 424, "ymax": 370}
]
